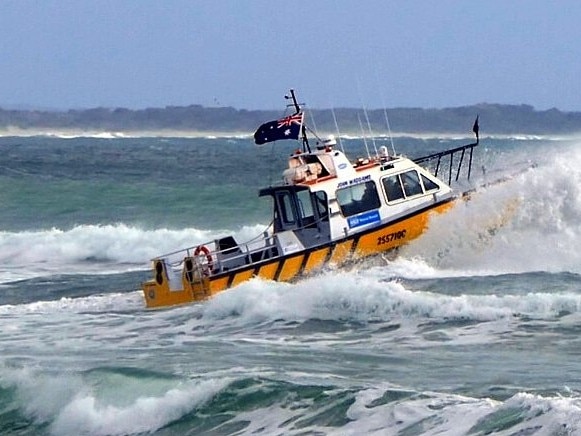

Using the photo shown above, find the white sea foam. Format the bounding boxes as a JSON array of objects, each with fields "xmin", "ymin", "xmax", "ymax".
[
  {"xmin": 402, "ymin": 143, "xmax": 581, "ymax": 276},
  {"xmin": 501, "ymin": 392, "xmax": 581, "ymax": 434},
  {"xmin": 200, "ymin": 270, "xmax": 581, "ymax": 326},
  {"xmin": 0, "ymin": 290, "xmax": 144, "ymax": 315},
  {"xmin": 49, "ymin": 378, "xmax": 231, "ymax": 436},
  {"xmin": 3, "ymin": 360, "xmax": 581, "ymax": 436},
  {"xmin": 0, "ymin": 223, "xmax": 271, "ymax": 283},
  {"xmin": 335, "ymin": 385, "xmax": 496, "ymax": 435},
  {"xmin": 323, "ymin": 385, "xmax": 581, "ymax": 435},
  {"xmin": 170, "ymin": 381, "xmax": 581, "ymax": 435},
  {"xmin": 4, "ymin": 259, "xmax": 581, "ymax": 324},
  {"xmin": 0, "ymin": 364, "xmax": 232, "ymax": 436}
]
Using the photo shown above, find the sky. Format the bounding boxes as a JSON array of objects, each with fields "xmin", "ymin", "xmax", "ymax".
[{"xmin": 1, "ymin": 1, "xmax": 580, "ymax": 111}]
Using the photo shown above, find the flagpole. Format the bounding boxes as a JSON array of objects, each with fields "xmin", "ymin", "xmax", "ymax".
[{"xmin": 286, "ymin": 89, "xmax": 310, "ymax": 153}]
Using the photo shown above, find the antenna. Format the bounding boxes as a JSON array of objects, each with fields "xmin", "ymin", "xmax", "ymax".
[
  {"xmin": 362, "ymin": 104, "xmax": 378, "ymax": 157},
  {"xmin": 383, "ymin": 107, "xmax": 396, "ymax": 155},
  {"xmin": 307, "ymin": 107, "xmax": 318, "ymax": 135},
  {"xmin": 375, "ymin": 78, "xmax": 397, "ymax": 155},
  {"xmin": 355, "ymin": 78, "xmax": 377, "ymax": 158},
  {"xmin": 331, "ymin": 108, "xmax": 345, "ymax": 152},
  {"xmin": 357, "ymin": 112, "xmax": 371, "ymax": 159},
  {"xmin": 285, "ymin": 89, "xmax": 301, "ymax": 114}
]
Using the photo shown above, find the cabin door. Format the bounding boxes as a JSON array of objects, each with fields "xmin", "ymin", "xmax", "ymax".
[{"xmin": 274, "ymin": 189, "xmax": 330, "ymax": 248}]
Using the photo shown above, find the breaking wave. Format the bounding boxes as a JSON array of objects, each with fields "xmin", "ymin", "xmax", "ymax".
[
  {"xmin": 404, "ymin": 143, "xmax": 581, "ymax": 275},
  {"xmin": 0, "ymin": 223, "xmax": 270, "ymax": 283},
  {"xmin": 2, "ymin": 365, "xmax": 581, "ymax": 435}
]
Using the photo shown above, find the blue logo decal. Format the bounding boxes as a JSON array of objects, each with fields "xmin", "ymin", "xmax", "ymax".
[
  {"xmin": 338, "ymin": 163, "xmax": 348, "ymax": 170},
  {"xmin": 348, "ymin": 210, "xmax": 380, "ymax": 229}
]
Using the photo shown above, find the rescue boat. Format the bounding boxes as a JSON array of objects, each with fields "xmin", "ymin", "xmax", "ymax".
[{"xmin": 142, "ymin": 90, "xmax": 479, "ymax": 308}]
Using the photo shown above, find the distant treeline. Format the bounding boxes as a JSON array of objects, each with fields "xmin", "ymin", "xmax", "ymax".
[{"xmin": 0, "ymin": 103, "xmax": 580, "ymax": 135}]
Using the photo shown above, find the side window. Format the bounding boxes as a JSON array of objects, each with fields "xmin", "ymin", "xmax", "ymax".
[
  {"xmin": 313, "ymin": 190, "xmax": 329, "ymax": 221},
  {"xmin": 278, "ymin": 192, "xmax": 295, "ymax": 224},
  {"xmin": 421, "ymin": 174, "xmax": 439, "ymax": 192},
  {"xmin": 382, "ymin": 175, "xmax": 405, "ymax": 202},
  {"xmin": 382, "ymin": 170, "xmax": 433, "ymax": 203},
  {"xmin": 296, "ymin": 189, "xmax": 314, "ymax": 219},
  {"xmin": 401, "ymin": 171, "xmax": 423, "ymax": 197},
  {"xmin": 337, "ymin": 181, "xmax": 380, "ymax": 217}
]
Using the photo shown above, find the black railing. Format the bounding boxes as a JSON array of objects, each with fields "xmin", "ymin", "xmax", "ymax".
[
  {"xmin": 413, "ymin": 117, "xmax": 479, "ymax": 185},
  {"xmin": 413, "ymin": 141, "xmax": 478, "ymax": 185}
]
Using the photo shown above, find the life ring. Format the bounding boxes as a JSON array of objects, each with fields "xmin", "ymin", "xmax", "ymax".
[{"xmin": 194, "ymin": 245, "xmax": 213, "ymax": 275}]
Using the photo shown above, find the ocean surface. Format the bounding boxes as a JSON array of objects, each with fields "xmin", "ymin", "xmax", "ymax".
[{"xmin": 1, "ymin": 131, "xmax": 581, "ymax": 435}]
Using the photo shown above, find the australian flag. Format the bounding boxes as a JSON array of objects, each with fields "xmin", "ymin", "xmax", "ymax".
[{"xmin": 254, "ymin": 112, "xmax": 304, "ymax": 145}]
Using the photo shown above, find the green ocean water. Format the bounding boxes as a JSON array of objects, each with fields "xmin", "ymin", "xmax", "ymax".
[{"xmin": 1, "ymin": 133, "xmax": 581, "ymax": 435}]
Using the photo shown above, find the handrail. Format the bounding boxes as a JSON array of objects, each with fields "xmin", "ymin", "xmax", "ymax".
[
  {"xmin": 151, "ymin": 208, "xmax": 331, "ymax": 275},
  {"xmin": 413, "ymin": 117, "xmax": 479, "ymax": 185},
  {"xmin": 152, "ymin": 220, "xmax": 275, "ymax": 261},
  {"xmin": 413, "ymin": 141, "xmax": 478, "ymax": 185}
]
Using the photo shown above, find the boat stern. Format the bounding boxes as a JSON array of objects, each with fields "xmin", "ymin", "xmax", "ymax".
[{"xmin": 141, "ymin": 258, "xmax": 210, "ymax": 308}]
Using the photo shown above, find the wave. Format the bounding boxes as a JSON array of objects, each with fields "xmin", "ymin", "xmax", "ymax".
[
  {"xmin": 2, "ymin": 265, "xmax": 580, "ymax": 360},
  {"xmin": 337, "ymin": 385, "xmax": 581, "ymax": 436},
  {"xmin": 2, "ymin": 366, "xmax": 580, "ymax": 435},
  {"xmin": 0, "ymin": 365, "xmax": 233, "ymax": 436},
  {"xmin": 50, "ymin": 378, "xmax": 231, "ymax": 436},
  {"xmin": 0, "ymin": 223, "xmax": 271, "ymax": 283},
  {"xmin": 3, "ymin": 258, "xmax": 581, "ymax": 323},
  {"xmin": 4, "ymin": 267, "xmax": 570, "ymax": 327},
  {"xmin": 200, "ymin": 269, "xmax": 581, "ymax": 328},
  {"xmin": 402, "ymin": 144, "xmax": 581, "ymax": 275},
  {"xmin": 0, "ymin": 290, "xmax": 144, "ymax": 315}
]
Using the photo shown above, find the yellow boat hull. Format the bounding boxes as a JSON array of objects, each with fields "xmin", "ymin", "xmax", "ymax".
[{"xmin": 142, "ymin": 200, "xmax": 453, "ymax": 309}]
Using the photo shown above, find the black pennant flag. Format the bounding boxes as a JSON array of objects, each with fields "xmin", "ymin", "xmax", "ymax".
[{"xmin": 472, "ymin": 116, "xmax": 479, "ymax": 141}]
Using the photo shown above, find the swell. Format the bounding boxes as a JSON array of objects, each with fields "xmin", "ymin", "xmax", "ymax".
[{"xmin": 2, "ymin": 368, "xmax": 581, "ymax": 436}]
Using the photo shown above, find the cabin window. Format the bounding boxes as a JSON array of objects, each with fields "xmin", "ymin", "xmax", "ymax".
[
  {"xmin": 313, "ymin": 190, "xmax": 329, "ymax": 221},
  {"xmin": 382, "ymin": 170, "xmax": 438, "ymax": 203},
  {"xmin": 421, "ymin": 174, "xmax": 439, "ymax": 192},
  {"xmin": 296, "ymin": 189, "xmax": 316, "ymax": 228},
  {"xmin": 278, "ymin": 192, "xmax": 296, "ymax": 225},
  {"xmin": 401, "ymin": 171, "xmax": 423, "ymax": 197},
  {"xmin": 382, "ymin": 175, "xmax": 405, "ymax": 202},
  {"xmin": 336, "ymin": 181, "xmax": 381, "ymax": 217}
]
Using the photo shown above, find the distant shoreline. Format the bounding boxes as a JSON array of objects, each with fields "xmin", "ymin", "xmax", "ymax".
[
  {"xmin": 2, "ymin": 102, "xmax": 581, "ymax": 137},
  {"xmin": 0, "ymin": 127, "xmax": 251, "ymax": 139},
  {"xmin": 0, "ymin": 126, "xmax": 577, "ymax": 141}
]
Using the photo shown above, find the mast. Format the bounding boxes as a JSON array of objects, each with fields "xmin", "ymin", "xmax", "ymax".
[{"xmin": 285, "ymin": 89, "xmax": 311, "ymax": 153}]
